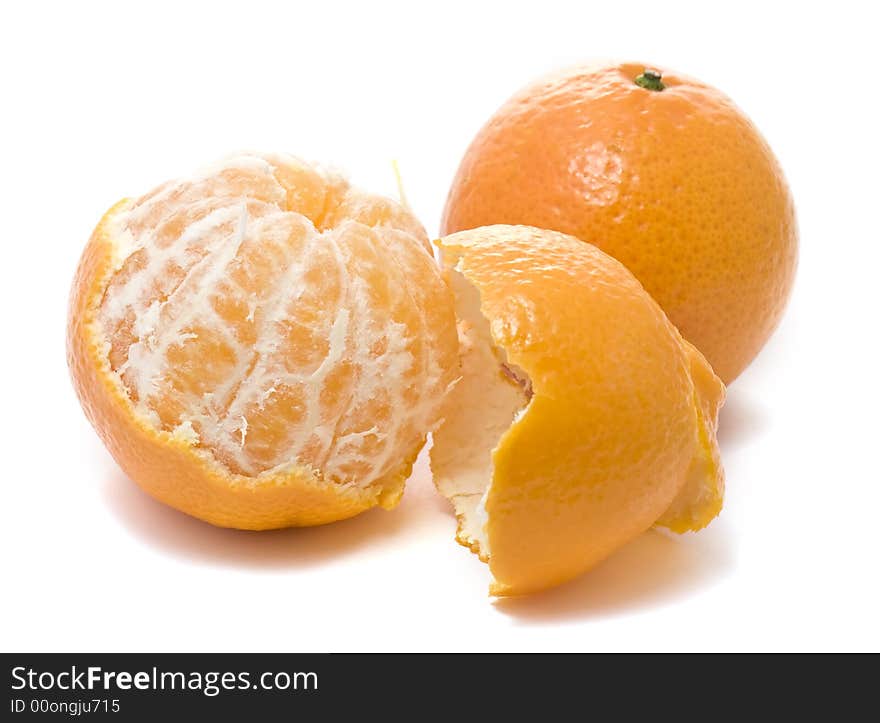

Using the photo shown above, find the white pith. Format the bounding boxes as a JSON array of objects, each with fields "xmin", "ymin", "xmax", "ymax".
[
  {"xmin": 431, "ymin": 264, "xmax": 531, "ymax": 558},
  {"xmin": 97, "ymin": 152, "xmax": 448, "ymax": 487}
]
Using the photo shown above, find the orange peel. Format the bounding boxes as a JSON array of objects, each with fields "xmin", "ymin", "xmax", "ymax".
[{"xmin": 431, "ymin": 224, "xmax": 724, "ymax": 596}]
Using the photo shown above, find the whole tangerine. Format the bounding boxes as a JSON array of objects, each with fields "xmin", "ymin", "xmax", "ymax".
[{"xmin": 442, "ymin": 62, "xmax": 798, "ymax": 382}]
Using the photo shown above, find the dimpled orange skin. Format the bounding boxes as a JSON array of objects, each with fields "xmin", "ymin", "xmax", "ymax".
[
  {"xmin": 442, "ymin": 62, "xmax": 798, "ymax": 383},
  {"xmin": 439, "ymin": 225, "xmax": 724, "ymax": 596}
]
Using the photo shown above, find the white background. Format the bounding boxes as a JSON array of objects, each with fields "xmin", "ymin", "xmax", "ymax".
[{"xmin": 2, "ymin": 0, "xmax": 878, "ymax": 652}]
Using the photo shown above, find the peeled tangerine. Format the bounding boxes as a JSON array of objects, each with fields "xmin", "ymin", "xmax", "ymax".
[
  {"xmin": 68, "ymin": 153, "xmax": 457, "ymax": 529},
  {"xmin": 431, "ymin": 225, "xmax": 725, "ymax": 596}
]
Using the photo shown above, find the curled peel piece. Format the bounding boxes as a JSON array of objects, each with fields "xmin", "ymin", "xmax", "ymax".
[
  {"xmin": 431, "ymin": 225, "xmax": 724, "ymax": 596},
  {"xmin": 655, "ymin": 339, "xmax": 725, "ymax": 533}
]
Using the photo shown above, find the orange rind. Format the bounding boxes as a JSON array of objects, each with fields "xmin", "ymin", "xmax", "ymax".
[{"xmin": 431, "ymin": 225, "xmax": 724, "ymax": 596}]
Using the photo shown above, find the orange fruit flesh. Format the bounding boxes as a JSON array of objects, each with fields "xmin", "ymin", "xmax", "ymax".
[
  {"xmin": 69, "ymin": 153, "xmax": 457, "ymax": 528},
  {"xmin": 431, "ymin": 225, "xmax": 724, "ymax": 596}
]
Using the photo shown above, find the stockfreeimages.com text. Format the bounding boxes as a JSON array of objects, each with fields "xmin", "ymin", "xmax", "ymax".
[{"xmin": 10, "ymin": 666, "xmax": 317, "ymax": 697}]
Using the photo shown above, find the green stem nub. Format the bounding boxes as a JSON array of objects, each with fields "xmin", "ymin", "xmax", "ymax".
[{"xmin": 635, "ymin": 68, "xmax": 665, "ymax": 91}]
